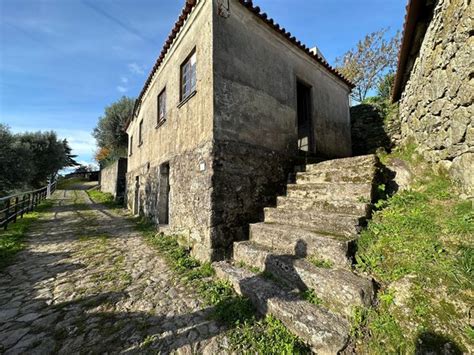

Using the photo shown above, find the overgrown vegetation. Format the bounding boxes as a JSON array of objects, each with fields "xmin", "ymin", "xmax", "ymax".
[
  {"xmin": 0, "ymin": 200, "xmax": 54, "ymax": 270},
  {"xmin": 353, "ymin": 144, "xmax": 474, "ymax": 353}
]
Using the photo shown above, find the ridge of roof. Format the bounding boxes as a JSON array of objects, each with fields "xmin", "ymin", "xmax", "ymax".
[{"xmin": 125, "ymin": 0, "xmax": 354, "ymax": 131}]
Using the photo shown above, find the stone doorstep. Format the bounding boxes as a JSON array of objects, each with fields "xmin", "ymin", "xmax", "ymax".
[
  {"xmin": 276, "ymin": 196, "xmax": 371, "ymax": 216},
  {"xmin": 305, "ymin": 154, "xmax": 378, "ymax": 172},
  {"xmin": 233, "ymin": 241, "xmax": 374, "ymax": 318},
  {"xmin": 213, "ymin": 261, "xmax": 350, "ymax": 355},
  {"xmin": 249, "ymin": 222, "xmax": 354, "ymax": 267},
  {"xmin": 264, "ymin": 207, "xmax": 364, "ymax": 237}
]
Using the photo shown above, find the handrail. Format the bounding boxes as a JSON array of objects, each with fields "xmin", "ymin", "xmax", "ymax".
[{"xmin": 0, "ymin": 181, "xmax": 57, "ymax": 230}]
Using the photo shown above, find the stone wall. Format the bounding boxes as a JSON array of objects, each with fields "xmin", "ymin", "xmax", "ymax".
[
  {"xmin": 210, "ymin": 140, "xmax": 293, "ymax": 259},
  {"xmin": 351, "ymin": 104, "xmax": 401, "ymax": 155},
  {"xmin": 399, "ymin": 0, "xmax": 473, "ymax": 195},
  {"xmin": 126, "ymin": 142, "xmax": 214, "ymax": 261},
  {"xmin": 100, "ymin": 158, "xmax": 127, "ymax": 202}
]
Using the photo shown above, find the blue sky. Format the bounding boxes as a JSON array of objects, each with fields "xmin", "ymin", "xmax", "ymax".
[{"xmin": 0, "ymin": 0, "xmax": 406, "ymax": 166}]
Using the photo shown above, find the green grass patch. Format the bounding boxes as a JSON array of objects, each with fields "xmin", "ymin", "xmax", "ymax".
[
  {"xmin": 86, "ymin": 190, "xmax": 120, "ymax": 208},
  {"xmin": 230, "ymin": 315, "xmax": 310, "ymax": 354},
  {"xmin": 0, "ymin": 200, "xmax": 53, "ymax": 270},
  {"xmin": 308, "ymin": 256, "xmax": 334, "ymax": 269},
  {"xmin": 56, "ymin": 177, "xmax": 87, "ymax": 190},
  {"xmin": 354, "ymin": 144, "xmax": 473, "ymax": 353},
  {"xmin": 300, "ymin": 288, "xmax": 323, "ymax": 305}
]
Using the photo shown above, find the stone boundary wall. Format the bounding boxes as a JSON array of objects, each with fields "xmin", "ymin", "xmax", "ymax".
[
  {"xmin": 399, "ymin": 0, "xmax": 473, "ymax": 195},
  {"xmin": 350, "ymin": 104, "xmax": 401, "ymax": 155},
  {"xmin": 100, "ymin": 158, "xmax": 127, "ymax": 201}
]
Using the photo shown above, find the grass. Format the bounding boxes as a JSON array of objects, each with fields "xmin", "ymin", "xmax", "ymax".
[
  {"xmin": 86, "ymin": 190, "xmax": 120, "ymax": 209},
  {"xmin": 56, "ymin": 177, "xmax": 87, "ymax": 190},
  {"xmin": 352, "ymin": 143, "xmax": 474, "ymax": 353},
  {"xmin": 0, "ymin": 200, "xmax": 53, "ymax": 270},
  {"xmin": 308, "ymin": 256, "xmax": 334, "ymax": 269}
]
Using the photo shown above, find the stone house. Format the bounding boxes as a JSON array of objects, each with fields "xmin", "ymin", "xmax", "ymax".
[
  {"xmin": 99, "ymin": 158, "xmax": 128, "ymax": 202},
  {"xmin": 392, "ymin": 0, "xmax": 473, "ymax": 195},
  {"xmin": 125, "ymin": 0, "xmax": 354, "ymax": 261}
]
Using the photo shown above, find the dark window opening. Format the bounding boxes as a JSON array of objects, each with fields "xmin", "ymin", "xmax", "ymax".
[
  {"xmin": 297, "ymin": 81, "xmax": 313, "ymax": 153},
  {"xmin": 158, "ymin": 162, "xmax": 170, "ymax": 225},
  {"xmin": 138, "ymin": 120, "xmax": 144, "ymax": 146},
  {"xmin": 157, "ymin": 88, "xmax": 166, "ymax": 125}
]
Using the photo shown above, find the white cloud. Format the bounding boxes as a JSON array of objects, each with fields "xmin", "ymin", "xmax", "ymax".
[
  {"xmin": 120, "ymin": 76, "xmax": 129, "ymax": 83},
  {"xmin": 117, "ymin": 85, "xmax": 128, "ymax": 93},
  {"xmin": 128, "ymin": 62, "xmax": 145, "ymax": 75}
]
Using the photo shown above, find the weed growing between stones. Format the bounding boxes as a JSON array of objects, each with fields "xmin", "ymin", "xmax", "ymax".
[
  {"xmin": 300, "ymin": 288, "xmax": 323, "ymax": 306},
  {"xmin": 353, "ymin": 144, "xmax": 474, "ymax": 353},
  {"xmin": 0, "ymin": 200, "xmax": 54, "ymax": 270},
  {"xmin": 308, "ymin": 256, "xmax": 334, "ymax": 269}
]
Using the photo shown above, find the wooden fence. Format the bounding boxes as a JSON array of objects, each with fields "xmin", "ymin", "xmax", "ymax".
[{"xmin": 0, "ymin": 181, "xmax": 57, "ymax": 230}]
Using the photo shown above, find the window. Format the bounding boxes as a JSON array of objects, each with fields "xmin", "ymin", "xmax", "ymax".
[
  {"xmin": 157, "ymin": 88, "xmax": 166, "ymax": 125},
  {"xmin": 129, "ymin": 135, "xmax": 133, "ymax": 156},
  {"xmin": 180, "ymin": 50, "xmax": 197, "ymax": 101},
  {"xmin": 138, "ymin": 120, "xmax": 143, "ymax": 146}
]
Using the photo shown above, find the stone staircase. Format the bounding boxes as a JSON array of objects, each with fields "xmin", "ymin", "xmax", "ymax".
[{"xmin": 214, "ymin": 154, "xmax": 380, "ymax": 354}]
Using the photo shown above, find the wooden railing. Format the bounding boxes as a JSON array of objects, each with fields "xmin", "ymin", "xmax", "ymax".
[{"xmin": 0, "ymin": 181, "xmax": 57, "ymax": 230}]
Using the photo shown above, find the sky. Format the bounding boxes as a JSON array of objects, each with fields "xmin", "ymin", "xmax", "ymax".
[{"xmin": 0, "ymin": 0, "xmax": 407, "ymax": 167}]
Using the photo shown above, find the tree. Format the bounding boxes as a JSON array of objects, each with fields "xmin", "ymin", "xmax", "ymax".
[
  {"xmin": 335, "ymin": 28, "xmax": 401, "ymax": 103},
  {"xmin": 0, "ymin": 126, "xmax": 78, "ymax": 195},
  {"xmin": 377, "ymin": 72, "xmax": 396, "ymax": 100},
  {"xmin": 93, "ymin": 96, "xmax": 135, "ymax": 165}
]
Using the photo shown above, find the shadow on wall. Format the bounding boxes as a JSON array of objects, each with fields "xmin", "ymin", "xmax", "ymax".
[
  {"xmin": 415, "ymin": 331, "xmax": 464, "ymax": 355},
  {"xmin": 350, "ymin": 104, "xmax": 395, "ymax": 156}
]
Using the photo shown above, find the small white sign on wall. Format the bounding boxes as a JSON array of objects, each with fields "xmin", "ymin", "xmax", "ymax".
[
  {"xmin": 217, "ymin": 0, "xmax": 230, "ymax": 18},
  {"xmin": 199, "ymin": 161, "xmax": 206, "ymax": 172}
]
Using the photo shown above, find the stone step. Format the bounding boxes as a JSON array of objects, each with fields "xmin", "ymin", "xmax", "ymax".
[
  {"xmin": 249, "ymin": 222, "xmax": 354, "ymax": 267},
  {"xmin": 264, "ymin": 207, "xmax": 364, "ymax": 237},
  {"xmin": 213, "ymin": 261, "xmax": 350, "ymax": 354},
  {"xmin": 233, "ymin": 241, "xmax": 374, "ymax": 317},
  {"xmin": 276, "ymin": 196, "xmax": 371, "ymax": 216},
  {"xmin": 305, "ymin": 154, "xmax": 378, "ymax": 174},
  {"xmin": 286, "ymin": 182, "xmax": 374, "ymax": 203},
  {"xmin": 296, "ymin": 166, "xmax": 376, "ymax": 185}
]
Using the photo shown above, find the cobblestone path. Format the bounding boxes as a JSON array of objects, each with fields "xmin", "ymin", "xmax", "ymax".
[{"xmin": 0, "ymin": 188, "xmax": 228, "ymax": 354}]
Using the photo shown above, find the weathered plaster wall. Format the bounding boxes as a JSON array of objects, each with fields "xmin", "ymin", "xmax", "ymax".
[
  {"xmin": 213, "ymin": 0, "xmax": 353, "ymax": 157},
  {"xmin": 126, "ymin": 0, "xmax": 216, "ymax": 259},
  {"xmin": 100, "ymin": 158, "xmax": 127, "ymax": 201},
  {"xmin": 399, "ymin": 0, "xmax": 473, "ymax": 195}
]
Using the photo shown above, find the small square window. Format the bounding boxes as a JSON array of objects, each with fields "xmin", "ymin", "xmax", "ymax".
[
  {"xmin": 180, "ymin": 50, "xmax": 197, "ymax": 101},
  {"xmin": 138, "ymin": 120, "xmax": 144, "ymax": 146},
  {"xmin": 158, "ymin": 88, "xmax": 166, "ymax": 125}
]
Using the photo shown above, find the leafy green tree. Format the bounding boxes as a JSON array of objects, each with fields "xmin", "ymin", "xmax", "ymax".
[
  {"xmin": 92, "ymin": 96, "xmax": 135, "ymax": 166},
  {"xmin": 377, "ymin": 72, "xmax": 396, "ymax": 100},
  {"xmin": 0, "ymin": 125, "xmax": 77, "ymax": 195},
  {"xmin": 336, "ymin": 28, "xmax": 401, "ymax": 103}
]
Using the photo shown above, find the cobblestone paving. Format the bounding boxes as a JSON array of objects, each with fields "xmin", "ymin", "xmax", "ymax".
[{"xmin": 0, "ymin": 188, "xmax": 229, "ymax": 354}]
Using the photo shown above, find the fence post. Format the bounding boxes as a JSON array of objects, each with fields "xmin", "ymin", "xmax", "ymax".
[
  {"xmin": 13, "ymin": 197, "xmax": 19, "ymax": 223},
  {"xmin": 21, "ymin": 195, "xmax": 26, "ymax": 218},
  {"xmin": 4, "ymin": 199, "xmax": 10, "ymax": 230},
  {"xmin": 47, "ymin": 179, "xmax": 51, "ymax": 198}
]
